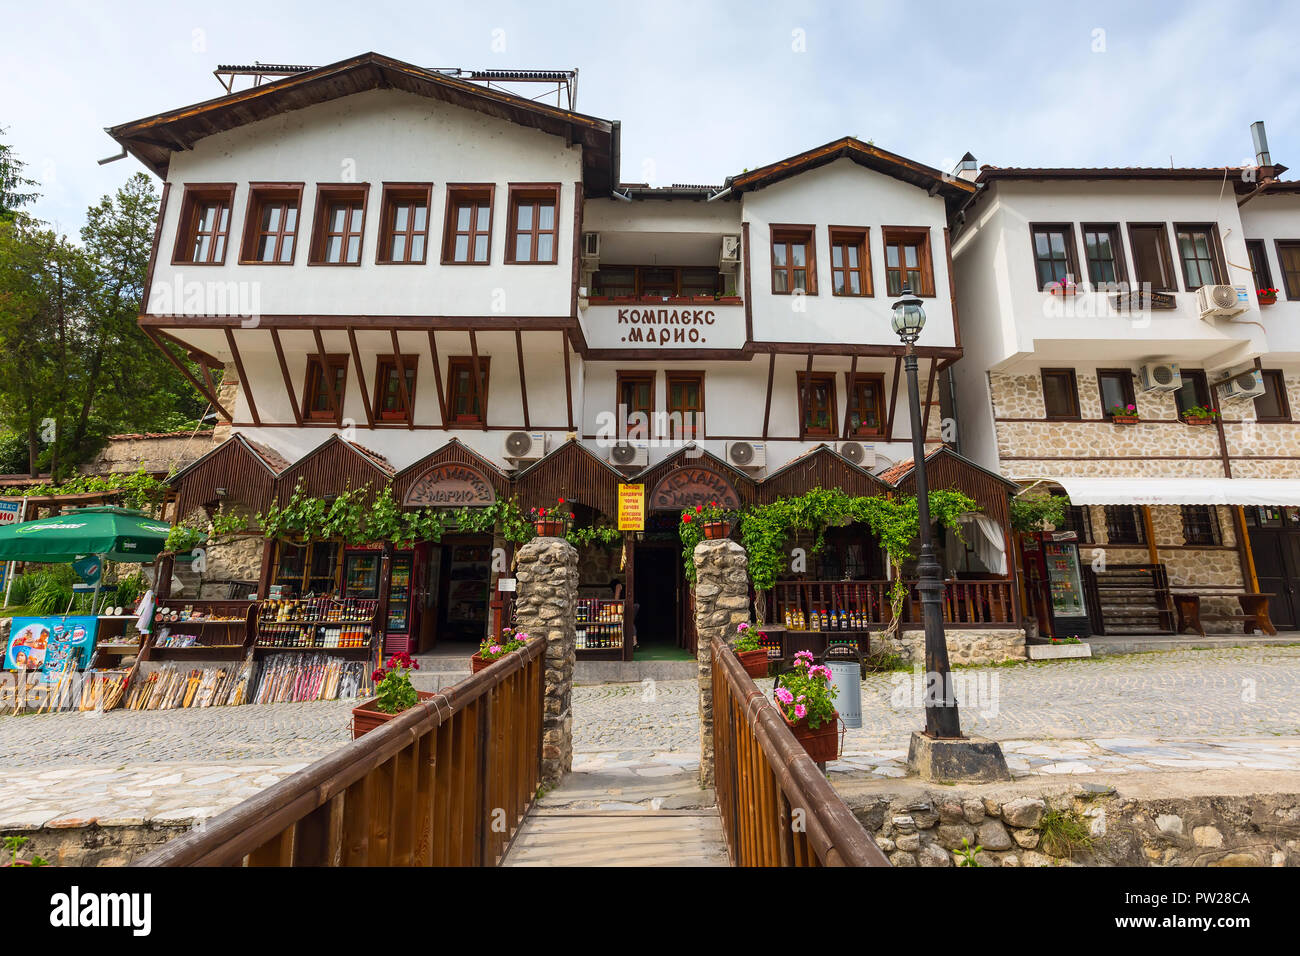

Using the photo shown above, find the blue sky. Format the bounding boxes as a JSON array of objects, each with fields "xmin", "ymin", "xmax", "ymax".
[{"xmin": 4, "ymin": 0, "xmax": 1298, "ymax": 233}]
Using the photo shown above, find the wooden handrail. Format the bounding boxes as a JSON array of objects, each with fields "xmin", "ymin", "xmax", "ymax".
[
  {"xmin": 711, "ymin": 636, "xmax": 889, "ymax": 867},
  {"xmin": 133, "ymin": 637, "xmax": 547, "ymax": 867},
  {"xmin": 767, "ymin": 578, "xmax": 1017, "ymax": 628}
]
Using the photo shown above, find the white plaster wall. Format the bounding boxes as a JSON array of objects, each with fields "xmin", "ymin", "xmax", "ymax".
[
  {"xmin": 1239, "ymin": 191, "xmax": 1300, "ymax": 359},
  {"xmin": 742, "ymin": 158, "xmax": 957, "ymax": 349},
  {"xmin": 149, "ymin": 88, "xmax": 581, "ymax": 318}
]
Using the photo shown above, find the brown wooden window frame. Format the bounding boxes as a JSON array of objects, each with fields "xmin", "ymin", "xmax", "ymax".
[
  {"xmin": 303, "ymin": 354, "xmax": 349, "ymax": 422},
  {"xmin": 441, "ymin": 184, "xmax": 495, "ymax": 265},
  {"xmin": 1081, "ymin": 223, "xmax": 1127, "ymax": 287},
  {"xmin": 1174, "ymin": 368, "xmax": 1212, "ymax": 422},
  {"xmin": 1059, "ymin": 505, "xmax": 1094, "ymax": 544},
  {"xmin": 770, "ymin": 225, "xmax": 818, "ymax": 296},
  {"xmin": 616, "ymin": 371, "xmax": 656, "ymax": 438},
  {"xmin": 308, "ymin": 184, "xmax": 369, "ymax": 266},
  {"xmin": 445, "ymin": 356, "xmax": 490, "ymax": 427},
  {"xmin": 1254, "ymin": 369, "xmax": 1291, "ymax": 423},
  {"xmin": 505, "ymin": 183, "xmax": 561, "ymax": 265},
  {"xmin": 845, "ymin": 372, "xmax": 887, "ymax": 439},
  {"xmin": 1041, "ymin": 368, "xmax": 1081, "ymax": 421},
  {"xmin": 172, "ymin": 183, "xmax": 236, "ymax": 266},
  {"xmin": 1180, "ymin": 505, "xmax": 1222, "ymax": 546},
  {"xmin": 1245, "ymin": 238, "xmax": 1274, "ymax": 291},
  {"xmin": 1276, "ymin": 240, "xmax": 1300, "ymax": 300},
  {"xmin": 796, "ymin": 370, "xmax": 838, "ymax": 439},
  {"xmin": 1127, "ymin": 222, "xmax": 1178, "ymax": 293},
  {"xmin": 1103, "ymin": 505, "xmax": 1146, "ymax": 546},
  {"xmin": 1096, "ymin": 368, "xmax": 1137, "ymax": 418},
  {"xmin": 828, "ymin": 226, "xmax": 872, "ymax": 297},
  {"xmin": 881, "ymin": 226, "xmax": 936, "ymax": 297},
  {"xmin": 373, "ymin": 354, "xmax": 418, "ymax": 423},
  {"xmin": 238, "ymin": 183, "xmax": 304, "ymax": 266},
  {"xmin": 1173, "ymin": 222, "xmax": 1227, "ymax": 291},
  {"xmin": 272, "ymin": 539, "xmax": 343, "ymax": 597},
  {"xmin": 665, "ymin": 371, "xmax": 704, "ymax": 439},
  {"xmin": 375, "ymin": 183, "xmax": 432, "ymax": 265},
  {"xmin": 1029, "ymin": 223, "xmax": 1081, "ymax": 291}
]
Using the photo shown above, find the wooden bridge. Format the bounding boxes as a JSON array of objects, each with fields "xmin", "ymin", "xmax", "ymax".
[{"xmin": 133, "ymin": 635, "xmax": 887, "ymax": 868}]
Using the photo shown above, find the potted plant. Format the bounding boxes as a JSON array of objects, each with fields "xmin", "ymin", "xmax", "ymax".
[
  {"xmin": 531, "ymin": 498, "xmax": 574, "ymax": 537},
  {"xmin": 472, "ymin": 626, "xmax": 530, "ymax": 673},
  {"xmin": 1181, "ymin": 404, "xmax": 1219, "ymax": 426},
  {"xmin": 700, "ymin": 500, "xmax": 734, "ymax": 539},
  {"xmin": 733, "ymin": 622, "xmax": 769, "ymax": 678},
  {"xmin": 773, "ymin": 651, "xmax": 840, "ymax": 763},
  {"xmin": 1259, "ymin": 287, "xmax": 1280, "ymax": 305},
  {"xmin": 352, "ymin": 652, "xmax": 431, "ymax": 738},
  {"xmin": 1108, "ymin": 403, "xmax": 1140, "ymax": 424},
  {"xmin": 1048, "ymin": 277, "xmax": 1079, "ymax": 296}
]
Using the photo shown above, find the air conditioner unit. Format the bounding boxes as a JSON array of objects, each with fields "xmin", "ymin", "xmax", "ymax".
[
  {"xmin": 1196, "ymin": 284, "xmax": 1246, "ymax": 319},
  {"xmin": 1220, "ymin": 368, "xmax": 1266, "ymax": 400},
  {"xmin": 837, "ymin": 441, "xmax": 876, "ymax": 468},
  {"xmin": 581, "ymin": 232, "xmax": 600, "ymax": 261},
  {"xmin": 1138, "ymin": 362, "xmax": 1182, "ymax": 392},
  {"xmin": 503, "ymin": 431, "xmax": 547, "ymax": 464},
  {"xmin": 608, "ymin": 441, "xmax": 648, "ymax": 468},
  {"xmin": 726, "ymin": 440, "xmax": 766, "ymax": 469},
  {"xmin": 719, "ymin": 234, "xmax": 741, "ymax": 271}
]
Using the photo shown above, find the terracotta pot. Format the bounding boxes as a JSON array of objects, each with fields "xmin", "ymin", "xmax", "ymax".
[
  {"xmin": 1184, "ymin": 417, "xmax": 1214, "ymax": 426},
  {"xmin": 736, "ymin": 647, "xmax": 769, "ymax": 679},
  {"xmin": 471, "ymin": 652, "xmax": 496, "ymax": 674},
  {"xmin": 1260, "ymin": 294, "xmax": 1278, "ymax": 305},
  {"xmin": 535, "ymin": 519, "xmax": 567, "ymax": 537},
  {"xmin": 1110, "ymin": 415, "xmax": 1140, "ymax": 425},
  {"xmin": 352, "ymin": 691, "xmax": 436, "ymax": 739},
  {"xmin": 782, "ymin": 709, "xmax": 840, "ymax": 763},
  {"xmin": 703, "ymin": 520, "xmax": 731, "ymax": 540}
]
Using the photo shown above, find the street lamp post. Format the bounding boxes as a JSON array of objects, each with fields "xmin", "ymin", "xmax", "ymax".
[{"xmin": 891, "ymin": 288, "xmax": 962, "ymax": 739}]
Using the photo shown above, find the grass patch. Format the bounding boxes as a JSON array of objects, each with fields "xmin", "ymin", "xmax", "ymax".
[
  {"xmin": 862, "ymin": 651, "xmax": 908, "ymax": 673},
  {"xmin": 1039, "ymin": 807, "xmax": 1093, "ymax": 858}
]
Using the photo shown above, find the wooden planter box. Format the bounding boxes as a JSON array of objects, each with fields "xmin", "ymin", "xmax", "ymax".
[
  {"xmin": 1183, "ymin": 417, "xmax": 1215, "ymax": 426},
  {"xmin": 534, "ymin": 519, "xmax": 568, "ymax": 537},
  {"xmin": 1111, "ymin": 415, "xmax": 1141, "ymax": 425},
  {"xmin": 736, "ymin": 647, "xmax": 769, "ymax": 678},
  {"xmin": 352, "ymin": 691, "xmax": 436, "ymax": 739},
  {"xmin": 782, "ymin": 709, "xmax": 840, "ymax": 763},
  {"xmin": 703, "ymin": 520, "xmax": 731, "ymax": 540},
  {"xmin": 1259, "ymin": 294, "xmax": 1278, "ymax": 306},
  {"xmin": 471, "ymin": 653, "xmax": 496, "ymax": 674}
]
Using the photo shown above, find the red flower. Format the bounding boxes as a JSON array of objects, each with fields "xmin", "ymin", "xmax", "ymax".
[
  {"xmin": 695, "ymin": 504, "xmax": 703, "ymax": 513},
  {"xmin": 372, "ymin": 669, "xmax": 386, "ymax": 682},
  {"xmin": 558, "ymin": 497, "xmax": 565, "ymax": 504},
  {"xmin": 683, "ymin": 514, "xmax": 692, "ymax": 524},
  {"xmin": 569, "ymin": 513, "xmax": 575, "ymax": 520}
]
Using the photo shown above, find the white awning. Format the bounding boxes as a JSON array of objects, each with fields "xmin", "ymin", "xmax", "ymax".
[{"xmin": 1051, "ymin": 477, "xmax": 1300, "ymax": 507}]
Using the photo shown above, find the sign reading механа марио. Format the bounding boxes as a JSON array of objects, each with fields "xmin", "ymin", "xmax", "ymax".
[{"xmin": 583, "ymin": 303, "xmax": 746, "ymax": 349}]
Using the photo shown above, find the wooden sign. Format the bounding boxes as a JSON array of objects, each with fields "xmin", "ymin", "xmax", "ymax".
[
  {"xmin": 402, "ymin": 463, "xmax": 497, "ymax": 506},
  {"xmin": 1112, "ymin": 290, "xmax": 1177, "ymax": 312},
  {"xmin": 648, "ymin": 467, "xmax": 741, "ymax": 511},
  {"xmin": 617, "ymin": 484, "xmax": 645, "ymax": 531}
]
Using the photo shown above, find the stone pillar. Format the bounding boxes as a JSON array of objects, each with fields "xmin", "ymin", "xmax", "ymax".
[
  {"xmin": 212, "ymin": 362, "xmax": 239, "ymax": 444},
  {"xmin": 513, "ymin": 535, "xmax": 578, "ymax": 787},
  {"xmin": 692, "ymin": 539, "xmax": 751, "ymax": 789}
]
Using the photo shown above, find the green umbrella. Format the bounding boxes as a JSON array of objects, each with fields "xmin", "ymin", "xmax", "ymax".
[{"xmin": 0, "ymin": 506, "xmax": 173, "ymax": 564}]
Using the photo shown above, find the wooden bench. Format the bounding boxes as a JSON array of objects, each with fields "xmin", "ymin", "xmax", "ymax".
[{"xmin": 1169, "ymin": 589, "xmax": 1278, "ymax": 638}]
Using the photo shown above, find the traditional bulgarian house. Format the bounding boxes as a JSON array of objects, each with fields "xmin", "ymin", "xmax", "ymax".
[
  {"xmin": 950, "ymin": 124, "xmax": 1300, "ymax": 638},
  {"xmin": 107, "ymin": 53, "xmax": 1017, "ymax": 663}
]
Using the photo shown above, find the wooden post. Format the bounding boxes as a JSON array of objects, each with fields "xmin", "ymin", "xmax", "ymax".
[
  {"xmin": 1141, "ymin": 506, "xmax": 1159, "ymax": 565},
  {"xmin": 376, "ymin": 542, "xmax": 394, "ymax": 656},
  {"xmin": 1233, "ymin": 505, "xmax": 1260, "ymax": 593}
]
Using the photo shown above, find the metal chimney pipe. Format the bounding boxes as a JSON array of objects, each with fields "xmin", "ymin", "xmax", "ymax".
[{"xmin": 1251, "ymin": 121, "xmax": 1272, "ymax": 168}]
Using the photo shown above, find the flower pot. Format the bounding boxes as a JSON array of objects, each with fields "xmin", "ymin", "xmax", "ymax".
[
  {"xmin": 351, "ymin": 691, "xmax": 436, "ymax": 739},
  {"xmin": 1110, "ymin": 415, "xmax": 1140, "ymax": 425},
  {"xmin": 782, "ymin": 709, "xmax": 840, "ymax": 763},
  {"xmin": 1183, "ymin": 417, "xmax": 1214, "ymax": 426},
  {"xmin": 471, "ymin": 652, "xmax": 496, "ymax": 674},
  {"xmin": 535, "ymin": 519, "xmax": 567, "ymax": 537},
  {"xmin": 703, "ymin": 520, "xmax": 731, "ymax": 540},
  {"xmin": 736, "ymin": 647, "xmax": 769, "ymax": 679},
  {"xmin": 1260, "ymin": 294, "xmax": 1277, "ymax": 305}
]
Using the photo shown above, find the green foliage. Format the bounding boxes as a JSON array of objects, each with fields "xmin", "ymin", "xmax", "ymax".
[
  {"xmin": 2, "ymin": 835, "xmax": 48, "ymax": 867},
  {"xmin": 1010, "ymin": 493, "xmax": 1069, "ymax": 533},
  {"xmin": 164, "ymin": 524, "xmax": 204, "ymax": 555},
  {"xmin": 733, "ymin": 621, "xmax": 763, "ymax": 653},
  {"xmin": 111, "ymin": 570, "xmax": 146, "ymax": 608},
  {"xmin": 1039, "ymin": 807, "xmax": 1093, "ymax": 858},
  {"xmin": 566, "ymin": 523, "xmax": 622, "ymax": 549},
  {"xmin": 28, "ymin": 565, "xmax": 76, "ymax": 615},
  {"xmin": 372, "ymin": 652, "xmax": 420, "ymax": 715},
  {"xmin": 14, "ymin": 468, "xmax": 168, "ymax": 515},
  {"xmin": 453, "ymin": 497, "xmax": 533, "ymax": 543},
  {"xmin": 774, "ymin": 652, "xmax": 838, "ymax": 729},
  {"xmin": 956, "ymin": 838, "xmax": 983, "ymax": 866}
]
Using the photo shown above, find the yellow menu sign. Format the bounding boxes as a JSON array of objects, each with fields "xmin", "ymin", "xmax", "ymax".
[{"xmin": 617, "ymin": 484, "xmax": 645, "ymax": 531}]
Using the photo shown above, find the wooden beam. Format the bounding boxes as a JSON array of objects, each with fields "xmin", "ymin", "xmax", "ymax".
[
  {"xmin": 347, "ymin": 328, "xmax": 374, "ymax": 429},
  {"xmin": 270, "ymin": 328, "xmax": 303, "ymax": 426},
  {"xmin": 562, "ymin": 331, "xmax": 574, "ymax": 430},
  {"xmin": 761, "ymin": 352, "xmax": 776, "ymax": 440},
  {"xmin": 515, "ymin": 330, "xmax": 531, "ymax": 430},
  {"xmin": 885, "ymin": 355, "xmax": 902, "ymax": 440},
  {"xmin": 1234, "ymin": 505, "xmax": 1260, "ymax": 593},
  {"xmin": 468, "ymin": 329, "xmax": 485, "ymax": 431},
  {"xmin": 390, "ymin": 329, "xmax": 414, "ymax": 431},
  {"xmin": 842, "ymin": 354, "xmax": 858, "ymax": 439},
  {"xmin": 921, "ymin": 358, "xmax": 938, "ymax": 441},
  {"xmin": 142, "ymin": 326, "xmax": 231, "ymax": 420},
  {"xmin": 796, "ymin": 353, "xmax": 813, "ymax": 437},
  {"xmin": 312, "ymin": 328, "xmax": 341, "ymax": 428},
  {"xmin": 426, "ymin": 329, "xmax": 447, "ymax": 427},
  {"xmin": 1141, "ymin": 506, "xmax": 1159, "ymax": 565},
  {"xmin": 223, "ymin": 328, "xmax": 260, "ymax": 425}
]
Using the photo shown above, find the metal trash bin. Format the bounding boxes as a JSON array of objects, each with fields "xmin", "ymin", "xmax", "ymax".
[{"xmin": 825, "ymin": 658, "xmax": 862, "ymax": 729}]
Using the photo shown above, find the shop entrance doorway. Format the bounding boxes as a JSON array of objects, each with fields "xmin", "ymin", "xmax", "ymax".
[
  {"xmin": 419, "ymin": 534, "xmax": 494, "ymax": 651},
  {"xmin": 1246, "ymin": 507, "xmax": 1300, "ymax": 630},
  {"xmin": 631, "ymin": 542, "xmax": 688, "ymax": 658}
]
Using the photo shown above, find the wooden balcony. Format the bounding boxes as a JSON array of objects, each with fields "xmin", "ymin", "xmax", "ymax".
[{"xmin": 766, "ymin": 578, "xmax": 1018, "ymax": 630}]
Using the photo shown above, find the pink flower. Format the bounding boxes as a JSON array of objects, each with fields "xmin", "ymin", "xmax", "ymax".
[
  {"xmin": 794, "ymin": 703, "xmax": 808, "ymax": 719},
  {"xmin": 775, "ymin": 687, "xmax": 794, "ymax": 705},
  {"xmin": 489, "ymin": 644, "xmax": 503, "ymax": 655},
  {"xmin": 737, "ymin": 622, "xmax": 749, "ymax": 632}
]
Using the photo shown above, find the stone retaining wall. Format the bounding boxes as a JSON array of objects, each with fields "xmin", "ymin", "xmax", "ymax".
[
  {"xmin": 1, "ymin": 822, "xmax": 188, "ymax": 867},
  {"xmin": 880, "ymin": 628, "xmax": 1026, "ymax": 666}
]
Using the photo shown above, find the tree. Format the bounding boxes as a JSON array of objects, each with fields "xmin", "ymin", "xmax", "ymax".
[{"xmin": 0, "ymin": 128, "xmax": 38, "ymax": 221}]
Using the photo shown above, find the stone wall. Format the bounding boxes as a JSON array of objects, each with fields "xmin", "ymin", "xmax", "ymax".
[
  {"xmin": 212, "ymin": 363, "xmax": 239, "ymax": 443},
  {"xmin": 1, "ymin": 823, "xmax": 188, "ymax": 867},
  {"xmin": 844, "ymin": 782, "xmax": 1300, "ymax": 867},
  {"xmin": 692, "ymin": 539, "xmax": 751, "ymax": 789},
  {"xmin": 881, "ymin": 628, "xmax": 1026, "ymax": 666},
  {"xmin": 79, "ymin": 431, "xmax": 213, "ymax": 477},
  {"xmin": 514, "ymin": 536, "xmax": 578, "ymax": 786}
]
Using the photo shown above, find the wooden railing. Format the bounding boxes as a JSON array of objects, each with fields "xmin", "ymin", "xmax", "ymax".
[
  {"xmin": 767, "ymin": 578, "xmax": 1017, "ymax": 629},
  {"xmin": 133, "ymin": 636, "xmax": 547, "ymax": 867},
  {"xmin": 711, "ymin": 637, "xmax": 890, "ymax": 867}
]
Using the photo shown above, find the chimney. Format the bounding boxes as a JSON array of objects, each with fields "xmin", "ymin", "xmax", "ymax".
[
  {"xmin": 1251, "ymin": 121, "xmax": 1272, "ymax": 168},
  {"xmin": 953, "ymin": 151, "xmax": 979, "ymax": 183}
]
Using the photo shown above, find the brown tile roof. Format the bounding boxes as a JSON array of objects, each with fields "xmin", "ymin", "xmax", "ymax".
[
  {"xmin": 108, "ymin": 430, "xmax": 215, "ymax": 440},
  {"xmin": 243, "ymin": 438, "xmax": 292, "ymax": 474},
  {"xmin": 346, "ymin": 440, "xmax": 395, "ymax": 476}
]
